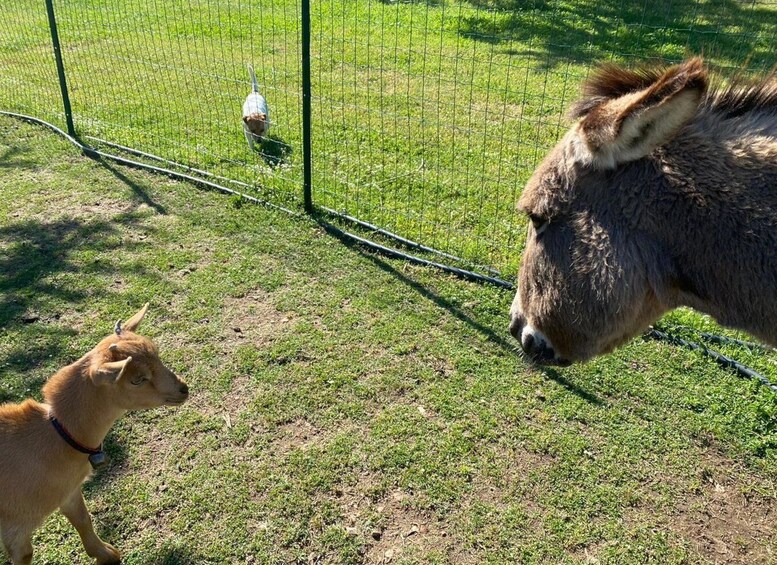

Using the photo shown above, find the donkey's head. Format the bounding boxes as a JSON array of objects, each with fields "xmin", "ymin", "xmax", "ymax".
[{"xmin": 509, "ymin": 58, "xmax": 708, "ymax": 364}]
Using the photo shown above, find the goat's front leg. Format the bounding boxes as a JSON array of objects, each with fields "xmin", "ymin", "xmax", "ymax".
[
  {"xmin": 0, "ymin": 520, "xmax": 35, "ymax": 565},
  {"xmin": 60, "ymin": 490, "xmax": 121, "ymax": 564}
]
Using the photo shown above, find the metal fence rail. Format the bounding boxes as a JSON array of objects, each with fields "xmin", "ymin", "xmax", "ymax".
[{"xmin": 2, "ymin": 0, "xmax": 776, "ymax": 282}]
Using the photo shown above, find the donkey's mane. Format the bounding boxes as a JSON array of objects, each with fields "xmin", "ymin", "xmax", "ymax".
[
  {"xmin": 704, "ymin": 74, "xmax": 777, "ymax": 119},
  {"xmin": 571, "ymin": 59, "xmax": 777, "ymax": 121}
]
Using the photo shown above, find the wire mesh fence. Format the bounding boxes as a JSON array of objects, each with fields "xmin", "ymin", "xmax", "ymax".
[
  {"xmin": 3, "ymin": 0, "xmax": 305, "ymax": 208},
  {"xmin": 2, "ymin": 0, "xmax": 776, "ymax": 280}
]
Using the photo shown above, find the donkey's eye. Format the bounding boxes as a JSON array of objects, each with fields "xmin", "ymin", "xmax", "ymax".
[{"xmin": 528, "ymin": 213, "xmax": 548, "ymax": 235}]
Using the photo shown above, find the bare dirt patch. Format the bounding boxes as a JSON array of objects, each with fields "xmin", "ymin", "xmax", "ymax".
[
  {"xmin": 272, "ymin": 419, "xmax": 323, "ymax": 455},
  {"xmin": 166, "ymin": 290, "xmax": 294, "ymax": 425},
  {"xmin": 75, "ymin": 197, "xmax": 139, "ymax": 218},
  {"xmin": 222, "ymin": 374, "xmax": 254, "ymax": 423},
  {"xmin": 222, "ymin": 290, "xmax": 294, "ymax": 350},
  {"xmin": 187, "ymin": 373, "xmax": 259, "ymax": 425},
  {"xmin": 361, "ymin": 489, "xmax": 473, "ymax": 564},
  {"xmin": 334, "ymin": 448, "xmax": 554, "ymax": 564},
  {"xmin": 23, "ymin": 189, "xmax": 143, "ymax": 222},
  {"xmin": 669, "ymin": 449, "xmax": 775, "ymax": 564}
]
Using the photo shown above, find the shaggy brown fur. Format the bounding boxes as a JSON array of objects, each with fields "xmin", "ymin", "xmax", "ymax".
[
  {"xmin": 509, "ymin": 57, "xmax": 777, "ymax": 364},
  {"xmin": 0, "ymin": 305, "xmax": 188, "ymax": 564}
]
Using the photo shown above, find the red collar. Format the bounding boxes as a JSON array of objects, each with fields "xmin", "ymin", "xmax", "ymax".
[{"xmin": 49, "ymin": 414, "xmax": 102, "ymax": 455}]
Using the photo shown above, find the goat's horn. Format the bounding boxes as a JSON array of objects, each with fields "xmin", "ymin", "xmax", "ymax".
[
  {"xmin": 114, "ymin": 320, "xmax": 122, "ymax": 335},
  {"xmin": 102, "ymin": 357, "xmax": 131, "ymax": 372}
]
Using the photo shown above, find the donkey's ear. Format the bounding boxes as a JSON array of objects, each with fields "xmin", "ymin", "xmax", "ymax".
[
  {"xmin": 122, "ymin": 303, "xmax": 149, "ymax": 332},
  {"xmin": 93, "ymin": 357, "xmax": 133, "ymax": 386},
  {"xmin": 575, "ymin": 58, "xmax": 707, "ymax": 168}
]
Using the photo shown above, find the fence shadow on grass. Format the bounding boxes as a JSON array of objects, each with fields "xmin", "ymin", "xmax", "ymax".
[
  {"xmin": 89, "ymin": 156, "xmax": 169, "ymax": 216},
  {"xmin": 0, "ymin": 145, "xmax": 37, "ymax": 170},
  {"xmin": 458, "ymin": 0, "xmax": 776, "ymax": 70},
  {"xmin": 327, "ymin": 228, "xmax": 603, "ymax": 404},
  {"xmin": 0, "ymin": 216, "xmax": 157, "ymax": 402}
]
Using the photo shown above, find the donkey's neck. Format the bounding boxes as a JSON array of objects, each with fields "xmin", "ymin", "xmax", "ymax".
[
  {"xmin": 43, "ymin": 356, "xmax": 126, "ymax": 450},
  {"xmin": 653, "ymin": 138, "xmax": 777, "ymax": 345}
]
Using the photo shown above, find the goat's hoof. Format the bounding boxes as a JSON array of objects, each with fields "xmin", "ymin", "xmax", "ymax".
[{"xmin": 94, "ymin": 543, "xmax": 121, "ymax": 564}]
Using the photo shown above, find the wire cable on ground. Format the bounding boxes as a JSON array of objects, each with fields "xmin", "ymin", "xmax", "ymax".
[{"xmin": 646, "ymin": 326, "xmax": 777, "ymax": 393}]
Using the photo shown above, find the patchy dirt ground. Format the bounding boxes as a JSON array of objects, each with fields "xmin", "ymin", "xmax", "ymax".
[{"xmin": 670, "ymin": 449, "xmax": 775, "ymax": 564}]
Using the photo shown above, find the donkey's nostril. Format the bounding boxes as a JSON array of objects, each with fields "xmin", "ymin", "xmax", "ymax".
[
  {"xmin": 179, "ymin": 383, "xmax": 189, "ymax": 395},
  {"xmin": 520, "ymin": 326, "xmax": 557, "ymax": 364}
]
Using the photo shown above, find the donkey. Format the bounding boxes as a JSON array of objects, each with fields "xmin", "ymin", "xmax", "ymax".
[
  {"xmin": 509, "ymin": 57, "xmax": 777, "ymax": 365},
  {"xmin": 0, "ymin": 304, "xmax": 188, "ymax": 564}
]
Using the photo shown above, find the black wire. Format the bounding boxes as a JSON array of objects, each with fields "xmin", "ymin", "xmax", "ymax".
[{"xmin": 646, "ymin": 328, "xmax": 777, "ymax": 393}]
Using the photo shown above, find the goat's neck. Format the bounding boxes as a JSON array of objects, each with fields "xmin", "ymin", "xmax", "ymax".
[{"xmin": 44, "ymin": 358, "xmax": 126, "ymax": 450}]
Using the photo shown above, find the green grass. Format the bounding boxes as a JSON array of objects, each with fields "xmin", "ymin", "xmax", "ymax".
[
  {"xmin": 2, "ymin": 0, "xmax": 775, "ymax": 276},
  {"xmin": 1, "ymin": 117, "xmax": 776, "ymax": 564}
]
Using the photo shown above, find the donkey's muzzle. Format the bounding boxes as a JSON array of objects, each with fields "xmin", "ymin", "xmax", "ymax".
[
  {"xmin": 510, "ymin": 317, "xmax": 571, "ymax": 367},
  {"xmin": 521, "ymin": 333, "xmax": 555, "ymax": 363}
]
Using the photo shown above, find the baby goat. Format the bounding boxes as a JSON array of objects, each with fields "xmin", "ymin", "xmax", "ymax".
[{"xmin": 0, "ymin": 304, "xmax": 188, "ymax": 565}]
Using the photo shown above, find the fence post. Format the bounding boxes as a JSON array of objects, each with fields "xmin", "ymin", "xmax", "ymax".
[
  {"xmin": 301, "ymin": 0, "xmax": 313, "ymax": 212},
  {"xmin": 44, "ymin": 0, "xmax": 75, "ymax": 137}
]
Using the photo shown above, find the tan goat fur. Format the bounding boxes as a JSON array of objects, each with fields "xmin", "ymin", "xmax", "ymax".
[{"xmin": 0, "ymin": 305, "xmax": 188, "ymax": 564}]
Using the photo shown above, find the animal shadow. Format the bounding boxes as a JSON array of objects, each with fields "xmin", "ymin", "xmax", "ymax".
[
  {"xmin": 138, "ymin": 543, "xmax": 206, "ymax": 564},
  {"xmin": 319, "ymin": 220, "xmax": 604, "ymax": 405},
  {"xmin": 257, "ymin": 135, "xmax": 292, "ymax": 167}
]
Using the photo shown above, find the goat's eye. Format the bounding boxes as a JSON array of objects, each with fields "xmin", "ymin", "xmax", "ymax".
[
  {"xmin": 528, "ymin": 213, "xmax": 548, "ymax": 235},
  {"xmin": 130, "ymin": 375, "xmax": 146, "ymax": 386}
]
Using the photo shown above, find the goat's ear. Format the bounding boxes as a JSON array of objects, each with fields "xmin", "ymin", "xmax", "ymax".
[
  {"xmin": 93, "ymin": 357, "xmax": 133, "ymax": 386},
  {"xmin": 575, "ymin": 57, "xmax": 707, "ymax": 168},
  {"xmin": 122, "ymin": 303, "xmax": 149, "ymax": 332},
  {"xmin": 243, "ymin": 115, "xmax": 250, "ymax": 123}
]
